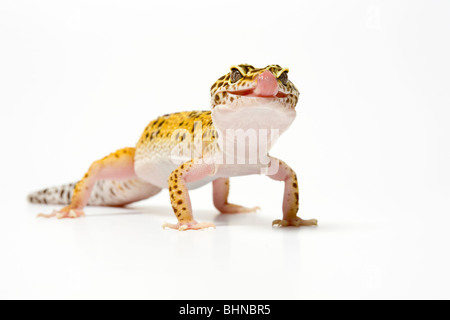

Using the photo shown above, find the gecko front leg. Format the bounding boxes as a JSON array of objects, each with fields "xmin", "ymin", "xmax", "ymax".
[
  {"xmin": 163, "ymin": 160, "xmax": 216, "ymax": 231},
  {"xmin": 267, "ymin": 158, "xmax": 318, "ymax": 228}
]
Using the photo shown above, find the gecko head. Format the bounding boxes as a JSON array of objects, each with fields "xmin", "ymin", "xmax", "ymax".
[
  {"xmin": 210, "ymin": 64, "xmax": 299, "ymax": 133},
  {"xmin": 210, "ymin": 64, "xmax": 299, "ymax": 110}
]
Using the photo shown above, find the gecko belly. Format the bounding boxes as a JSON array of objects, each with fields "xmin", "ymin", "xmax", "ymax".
[
  {"xmin": 134, "ymin": 143, "xmax": 214, "ymax": 190},
  {"xmin": 134, "ymin": 111, "xmax": 219, "ymax": 190},
  {"xmin": 134, "ymin": 157, "xmax": 214, "ymax": 190}
]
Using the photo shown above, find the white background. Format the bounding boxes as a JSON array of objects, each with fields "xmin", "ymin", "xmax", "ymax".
[{"xmin": 0, "ymin": 0, "xmax": 449, "ymax": 299}]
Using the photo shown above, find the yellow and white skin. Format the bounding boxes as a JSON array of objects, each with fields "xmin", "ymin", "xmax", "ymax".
[{"xmin": 29, "ymin": 64, "xmax": 317, "ymax": 231}]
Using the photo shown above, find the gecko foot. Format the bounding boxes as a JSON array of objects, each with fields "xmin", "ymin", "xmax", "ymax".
[
  {"xmin": 272, "ymin": 217, "xmax": 318, "ymax": 228},
  {"xmin": 219, "ymin": 205, "xmax": 261, "ymax": 214},
  {"xmin": 37, "ymin": 207, "xmax": 85, "ymax": 219},
  {"xmin": 162, "ymin": 221, "xmax": 216, "ymax": 231}
]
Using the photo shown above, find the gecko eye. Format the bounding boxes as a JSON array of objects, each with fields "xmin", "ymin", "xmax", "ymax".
[
  {"xmin": 279, "ymin": 72, "xmax": 289, "ymax": 85},
  {"xmin": 230, "ymin": 69, "xmax": 243, "ymax": 83}
]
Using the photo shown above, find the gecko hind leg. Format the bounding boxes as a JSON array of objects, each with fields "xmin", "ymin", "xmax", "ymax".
[
  {"xmin": 213, "ymin": 178, "xmax": 260, "ymax": 214},
  {"xmin": 37, "ymin": 147, "xmax": 161, "ymax": 219}
]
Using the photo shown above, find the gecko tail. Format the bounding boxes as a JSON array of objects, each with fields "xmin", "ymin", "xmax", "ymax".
[
  {"xmin": 28, "ymin": 183, "xmax": 77, "ymax": 205},
  {"xmin": 28, "ymin": 179, "xmax": 161, "ymax": 207}
]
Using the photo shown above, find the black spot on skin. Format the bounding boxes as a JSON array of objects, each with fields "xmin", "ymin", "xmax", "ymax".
[
  {"xmin": 110, "ymin": 188, "xmax": 116, "ymax": 196},
  {"xmin": 157, "ymin": 120, "xmax": 165, "ymax": 128},
  {"xmin": 177, "ymin": 213, "xmax": 182, "ymax": 218},
  {"xmin": 192, "ymin": 122, "xmax": 200, "ymax": 132},
  {"xmin": 177, "ymin": 200, "xmax": 183, "ymax": 205},
  {"xmin": 60, "ymin": 189, "xmax": 65, "ymax": 199},
  {"xmin": 67, "ymin": 191, "xmax": 72, "ymax": 202},
  {"xmin": 293, "ymin": 183, "xmax": 298, "ymax": 189},
  {"xmin": 177, "ymin": 190, "xmax": 182, "ymax": 195}
]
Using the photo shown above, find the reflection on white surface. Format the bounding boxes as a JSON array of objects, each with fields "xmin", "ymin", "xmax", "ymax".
[{"xmin": 1, "ymin": 197, "xmax": 449, "ymax": 299}]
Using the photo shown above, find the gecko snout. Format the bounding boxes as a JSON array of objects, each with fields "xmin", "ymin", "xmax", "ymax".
[{"xmin": 252, "ymin": 71, "xmax": 279, "ymax": 97}]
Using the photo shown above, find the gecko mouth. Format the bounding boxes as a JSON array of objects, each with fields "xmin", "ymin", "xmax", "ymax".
[{"xmin": 227, "ymin": 88, "xmax": 288, "ymax": 99}]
